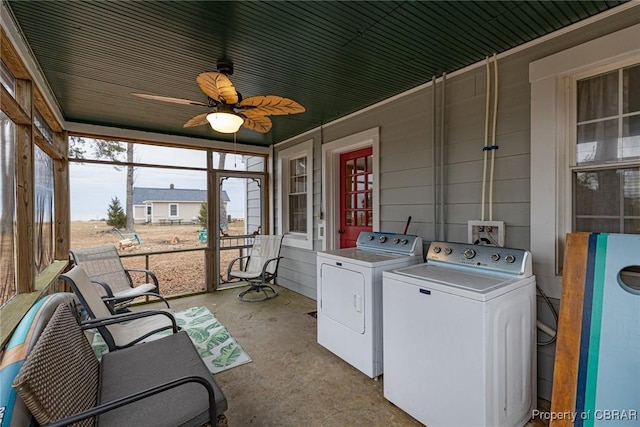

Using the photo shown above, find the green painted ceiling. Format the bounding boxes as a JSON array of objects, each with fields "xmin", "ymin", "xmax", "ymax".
[{"xmin": 6, "ymin": 1, "xmax": 627, "ymax": 147}]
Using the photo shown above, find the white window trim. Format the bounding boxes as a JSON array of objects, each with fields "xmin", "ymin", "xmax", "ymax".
[
  {"xmin": 321, "ymin": 127, "xmax": 380, "ymax": 251},
  {"xmin": 168, "ymin": 203, "xmax": 179, "ymax": 218},
  {"xmin": 530, "ymin": 23, "xmax": 640, "ymax": 299},
  {"xmin": 278, "ymin": 139, "xmax": 313, "ymax": 250}
]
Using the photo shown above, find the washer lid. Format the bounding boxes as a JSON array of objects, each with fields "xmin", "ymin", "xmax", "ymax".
[{"xmin": 386, "ymin": 264, "xmax": 527, "ymax": 300}]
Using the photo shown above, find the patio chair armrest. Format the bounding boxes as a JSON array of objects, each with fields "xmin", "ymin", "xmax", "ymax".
[
  {"xmin": 45, "ymin": 375, "xmax": 217, "ymax": 427},
  {"xmin": 109, "ymin": 291, "xmax": 171, "ymax": 309},
  {"xmin": 260, "ymin": 256, "xmax": 284, "ymax": 277},
  {"xmin": 80, "ymin": 310, "xmax": 179, "ymax": 333},
  {"xmin": 124, "ymin": 268, "xmax": 160, "ymax": 291},
  {"xmin": 91, "ymin": 279, "xmax": 115, "ymax": 299},
  {"xmin": 227, "ymin": 255, "xmax": 251, "ymax": 279}
]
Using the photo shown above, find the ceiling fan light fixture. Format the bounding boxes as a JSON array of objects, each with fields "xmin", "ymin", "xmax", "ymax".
[{"xmin": 206, "ymin": 112, "xmax": 244, "ymax": 133}]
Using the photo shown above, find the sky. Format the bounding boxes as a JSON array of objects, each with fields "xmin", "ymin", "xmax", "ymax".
[{"xmin": 69, "ymin": 142, "xmax": 249, "ymax": 221}]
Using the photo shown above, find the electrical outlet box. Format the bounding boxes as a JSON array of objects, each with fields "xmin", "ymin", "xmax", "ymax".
[{"xmin": 467, "ymin": 220, "xmax": 505, "ymax": 247}]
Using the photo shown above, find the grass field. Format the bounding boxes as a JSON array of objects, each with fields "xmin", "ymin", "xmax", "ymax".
[{"xmin": 70, "ymin": 220, "xmax": 248, "ymax": 297}]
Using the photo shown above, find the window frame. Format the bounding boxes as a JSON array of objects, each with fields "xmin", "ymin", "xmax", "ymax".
[
  {"xmin": 530, "ymin": 23, "xmax": 640, "ymax": 299},
  {"xmin": 570, "ymin": 63, "xmax": 640, "ymax": 235},
  {"xmin": 169, "ymin": 203, "xmax": 179, "ymax": 218},
  {"xmin": 278, "ymin": 139, "xmax": 313, "ymax": 250}
]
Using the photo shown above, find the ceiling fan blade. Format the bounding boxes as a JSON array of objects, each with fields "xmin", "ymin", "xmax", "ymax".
[
  {"xmin": 132, "ymin": 93, "xmax": 207, "ymax": 106},
  {"xmin": 183, "ymin": 112, "xmax": 210, "ymax": 128},
  {"xmin": 242, "ymin": 115, "xmax": 272, "ymax": 133},
  {"xmin": 239, "ymin": 95, "xmax": 305, "ymax": 116},
  {"xmin": 196, "ymin": 72, "xmax": 238, "ymax": 104}
]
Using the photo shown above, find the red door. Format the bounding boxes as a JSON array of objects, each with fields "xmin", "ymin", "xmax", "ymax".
[{"xmin": 340, "ymin": 147, "xmax": 373, "ymax": 248}]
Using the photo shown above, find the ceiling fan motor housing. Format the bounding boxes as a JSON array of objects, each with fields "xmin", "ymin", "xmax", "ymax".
[{"xmin": 216, "ymin": 59, "xmax": 234, "ymax": 76}]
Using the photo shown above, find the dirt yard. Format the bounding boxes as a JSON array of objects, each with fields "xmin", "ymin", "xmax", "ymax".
[{"xmin": 70, "ymin": 220, "xmax": 248, "ymax": 297}]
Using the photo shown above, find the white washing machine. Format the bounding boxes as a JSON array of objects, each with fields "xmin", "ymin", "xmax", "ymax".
[
  {"xmin": 383, "ymin": 241, "xmax": 536, "ymax": 427},
  {"xmin": 317, "ymin": 231, "xmax": 423, "ymax": 378}
]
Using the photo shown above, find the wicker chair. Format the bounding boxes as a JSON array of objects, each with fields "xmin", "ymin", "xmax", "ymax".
[
  {"xmin": 70, "ymin": 245, "xmax": 167, "ymax": 310},
  {"xmin": 12, "ymin": 302, "xmax": 228, "ymax": 427}
]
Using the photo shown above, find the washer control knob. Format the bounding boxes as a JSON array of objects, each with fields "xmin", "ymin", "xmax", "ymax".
[
  {"xmin": 367, "ymin": 234, "xmax": 374, "ymax": 241},
  {"xmin": 379, "ymin": 235, "xmax": 387, "ymax": 243},
  {"xmin": 463, "ymin": 248, "xmax": 476, "ymax": 259},
  {"xmin": 505, "ymin": 254, "xmax": 516, "ymax": 264},
  {"xmin": 490, "ymin": 253, "xmax": 500, "ymax": 262},
  {"xmin": 433, "ymin": 246, "xmax": 441, "ymax": 254},
  {"xmin": 444, "ymin": 247, "xmax": 453, "ymax": 255},
  {"xmin": 401, "ymin": 239, "xmax": 409, "ymax": 245},
  {"xmin": 393, "ymin": 238, "xmax": 400, "ymax": 244}
]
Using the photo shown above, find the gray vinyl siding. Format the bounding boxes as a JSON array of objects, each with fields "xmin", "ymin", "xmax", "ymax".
[
  {"xmin": 272, "ymin": 14, "xmax": 639, "ymax": 401},
  {"xmin": 245, "ymin": 156, "xmax": 263, "ymax": 234},
  {"xmin": 276, "ymin": 246, "xmax": 317, "ymax": 299}
]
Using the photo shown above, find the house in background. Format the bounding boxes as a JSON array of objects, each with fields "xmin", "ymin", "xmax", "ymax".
[{"xmin": 133, "ymin": 184, "xmax": 230, "ymax": 226}]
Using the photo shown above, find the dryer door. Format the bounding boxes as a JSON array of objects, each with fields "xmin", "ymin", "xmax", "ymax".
[{"xmin": 319, "ymin": 263, "xmax": 365, "ymax": 334}]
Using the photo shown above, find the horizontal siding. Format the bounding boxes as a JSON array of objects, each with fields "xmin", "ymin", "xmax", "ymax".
[
  {"xmin": 536, "ymin": 295, "xmax": 560, "ymax": 401},
  {"xmin": 270, "ymin": 15, "xmax": 639, "ymax": 399},
  {"xmin": 278, "ymin": 246, "xmax": 317, "ymax": 299}
]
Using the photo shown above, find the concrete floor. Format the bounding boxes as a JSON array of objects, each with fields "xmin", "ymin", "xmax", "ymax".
[{"xmin": 147, "ymin": 284, "xmax": 548, "ymax": 427}]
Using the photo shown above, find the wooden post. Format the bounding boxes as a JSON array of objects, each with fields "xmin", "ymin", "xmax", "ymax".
[
  {"xmin": 205, "ymin": 149, "xmax": 216, "ymax": 291},
  {"xmin": 15, "ymin": 78, "xmax": 34, "ymax": 294},
  {"xmin": 54, "ymin": 131, "xmax": 70, "ymax": 260}
]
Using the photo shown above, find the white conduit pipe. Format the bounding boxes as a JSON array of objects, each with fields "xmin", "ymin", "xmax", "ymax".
[
  {"xmin": 440, "ymin": 72, "xmax": 446, "ymax": 241},
  {"xmin": 489, "ymin": 53, "xmax": 499, "ymax": 221},
  {"xmin": 432, "ymin": 75, "xmax": 437, "ymax": 241},
  {"xmin": 481, "ymin": 57, "xmax": 491, "ymax": 221}
]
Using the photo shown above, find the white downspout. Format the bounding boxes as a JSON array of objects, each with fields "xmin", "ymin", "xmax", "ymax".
[
  {"xmin": 432, "ymin": 75, "xmax": 437, "ymax": 242},
  {"xmin": 439, "ymin": 72, "xmax": 446, "ymax": 241},
  {"xmin": 482, "ymin": 57, "xmax": 491, "ymax": 221},
  {"xmin": 489, "ymin": 53, "xmax": 499, "ymax": 221}
]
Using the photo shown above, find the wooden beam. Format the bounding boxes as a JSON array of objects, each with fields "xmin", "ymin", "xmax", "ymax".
[
  {"xmin": 54, "ymin": 131, "xmax": 70, "ymax": 260},
  {"xmin": 33, "ymin": 126, "xmax": 63, "ymax": 159},
  {"xmin": 0, "ymin": 84, "xmax": 30, "ymax": 125},
  {"xmin": 0, "ymin": 27, "xmax": 30, "ymax": 79},
  {"xmin": 34, "ymin": 87, "xmax": 63, "ymax": 132}
]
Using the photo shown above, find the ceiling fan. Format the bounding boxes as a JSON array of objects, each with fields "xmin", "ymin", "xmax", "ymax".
[{"xmin": 132, "ymin": 60, "xmax": 305, "ymax": 134}]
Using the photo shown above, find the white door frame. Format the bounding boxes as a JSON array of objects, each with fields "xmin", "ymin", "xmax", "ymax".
[{"xmin": 321, "ymin": 127, "xmax": 380, "ymax": 251}]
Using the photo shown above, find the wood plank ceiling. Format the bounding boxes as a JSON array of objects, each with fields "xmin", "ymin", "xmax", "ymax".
[{"xmin": 5, "ymin": 1, "xmax": 627, "ymax": 147}]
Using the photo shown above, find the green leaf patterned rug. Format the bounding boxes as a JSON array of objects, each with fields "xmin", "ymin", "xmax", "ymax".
[{"xmin": 91, "ymin": 306, "xmax": 252, "ymax": 374}]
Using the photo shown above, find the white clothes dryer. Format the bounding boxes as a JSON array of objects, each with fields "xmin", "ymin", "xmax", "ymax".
[{"xmin": 317, "ymin": 231, "xmax": 423, "ymax": 378}]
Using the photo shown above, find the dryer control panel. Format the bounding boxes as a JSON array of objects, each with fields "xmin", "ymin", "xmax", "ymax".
[
  {"xmin": 356, "ymin": 232, "xmax": 422, "ymax": 256},
  {"xmin": 426, "ymin": 241, "xmax": 532, "ymax": 277}
]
